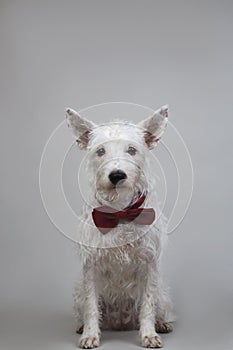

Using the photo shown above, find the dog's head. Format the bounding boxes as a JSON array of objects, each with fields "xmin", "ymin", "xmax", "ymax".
[{"xmin": 66, "ymin": 106, "xmax": 168, "ymax": 208}]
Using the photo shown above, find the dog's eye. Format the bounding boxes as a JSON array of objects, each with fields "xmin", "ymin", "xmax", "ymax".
[
  {"xmin": 127, "ymin": 146, "xmax": 137, "ymax": 156},
  {"xmin": 96, "ymin": 147, "xmax": 105, "ymax": 157}
]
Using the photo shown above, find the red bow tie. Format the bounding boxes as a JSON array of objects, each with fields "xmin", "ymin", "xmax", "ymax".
[{"xmin": 92, "ymin": 195, "xmax": 155, "ymax": 234}]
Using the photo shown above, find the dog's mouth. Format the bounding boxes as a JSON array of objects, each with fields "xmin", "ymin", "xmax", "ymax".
[
  {"xmin": 96, "ymin": 178, "xmax": 137, "ymax": 203},
  {"xmin": 97, "ymin": 181, "xmax": 128, "ymax": 195},
  {"xmin": 111, "ymin": 179, "xmax": 128, "ymax": 189}
]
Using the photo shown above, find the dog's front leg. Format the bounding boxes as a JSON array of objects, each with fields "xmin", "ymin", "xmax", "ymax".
[
  {"xmin": 79, "ymin": 262, "xmax": 100, "ymax": 349},
  {"xmin": 139, "ymin": 264, "xmax": 162, "ymax": 348}
]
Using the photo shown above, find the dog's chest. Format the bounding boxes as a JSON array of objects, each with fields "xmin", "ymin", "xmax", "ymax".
[{"xmin": 94, "ymin": 243, "xmax": 153, "ymax": 295}]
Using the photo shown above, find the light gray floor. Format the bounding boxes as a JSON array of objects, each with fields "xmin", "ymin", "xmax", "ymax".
[{"xmin": 1, "ymin": 308, "xmax": 233, "ymax": 350}]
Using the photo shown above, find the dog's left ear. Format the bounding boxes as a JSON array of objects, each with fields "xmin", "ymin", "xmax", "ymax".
[
  {"xmin": 65, "ymin": 108, "xmax": 96, "ymax": 149},
  {"xmin": 137, "ymin": 105, "xmax": 169, "ymax": 149}
]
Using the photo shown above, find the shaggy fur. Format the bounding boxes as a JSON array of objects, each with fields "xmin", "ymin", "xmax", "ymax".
[{"xmin": 66, "ymin": 106, "xmax": 173, "ymax": 348}]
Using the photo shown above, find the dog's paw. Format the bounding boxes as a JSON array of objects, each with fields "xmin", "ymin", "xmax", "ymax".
[
  {"xmin": 79, "ymin": 335, "xmax": 100, "ymax": 349},
  {"xmin": 155, "ymin": 322, "xmax": 173, "ymax": 334},
  {"xmin": 141, "ymin": 334, "xmax": 163, "ymax": 348}
]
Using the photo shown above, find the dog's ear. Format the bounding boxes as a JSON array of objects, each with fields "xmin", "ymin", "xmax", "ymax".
[
  {"xmin": 65, "ymin": 108, "xmax": 96, "ymax": 149},
  {"xmin": 137, "ymin": 105, "xmax": 168, "ymax": 149}
]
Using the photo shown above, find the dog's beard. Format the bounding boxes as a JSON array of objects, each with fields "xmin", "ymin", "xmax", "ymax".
[
  {"xmin": 95, "ymin": 174, "xmax": 147, "ymax": 209},
  {"xmin": 97, "ymin": 181, "xmax": 133, "ymax": 202}
]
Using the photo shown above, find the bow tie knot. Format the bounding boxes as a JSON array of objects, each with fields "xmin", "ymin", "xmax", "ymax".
[
  {"xmin": 92, "ymin": 195, "xmax": 156, "ymax": 234},
  {"xmin": 115, "ymin": 209, "xmax": 136, "ymax": 220}
]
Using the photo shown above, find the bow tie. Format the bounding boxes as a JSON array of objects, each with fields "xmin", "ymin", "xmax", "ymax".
[{"xmin": 92, "ymin": 195, "xmax": 155, "ymax": 234}]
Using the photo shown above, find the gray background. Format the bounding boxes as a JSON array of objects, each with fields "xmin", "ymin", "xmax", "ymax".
[{"xmin": 1, "ymin": 1, "xmax": 233, "ymax": 349}]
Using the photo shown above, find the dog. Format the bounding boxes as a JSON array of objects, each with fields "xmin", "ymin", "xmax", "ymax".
[{"xmin": 66, "ymin": 106, "xmax": 173, "ymax": 348}]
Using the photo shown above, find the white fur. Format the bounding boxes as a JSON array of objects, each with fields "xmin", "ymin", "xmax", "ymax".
[{"xmin": 66, "ymin": 107, "xmax": 172, "ymax": 348}]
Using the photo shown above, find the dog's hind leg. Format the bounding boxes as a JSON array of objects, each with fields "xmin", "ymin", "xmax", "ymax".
[
  {"xmin": 155, "ymin": 277, "xmax": 173, "ymax": 334},
  {"xmin": 73, "ymin": 281, "xmax": 84, "ymax": 334}
]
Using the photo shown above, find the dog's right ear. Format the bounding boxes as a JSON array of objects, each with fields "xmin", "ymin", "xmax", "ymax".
[{"xmin": 65, "ymin": 108, "xmax": 96, "ymax": 150}]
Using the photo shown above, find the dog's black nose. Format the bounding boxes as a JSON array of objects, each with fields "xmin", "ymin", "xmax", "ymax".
[{"xmin": 109, "ymin": 170, "xmax": 127, "ymax": 185}]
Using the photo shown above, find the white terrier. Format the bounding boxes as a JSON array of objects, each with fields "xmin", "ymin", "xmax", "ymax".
[{"xmin": 66, "ymin": 106, "xmax": 173, "ymax": 349}]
